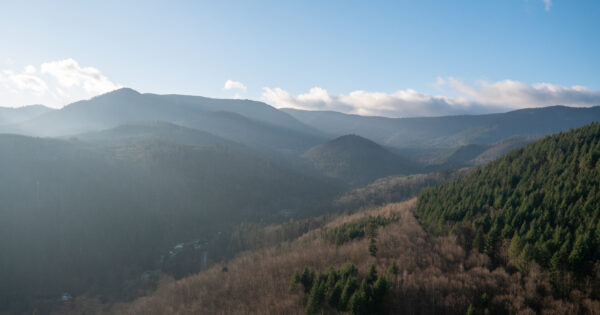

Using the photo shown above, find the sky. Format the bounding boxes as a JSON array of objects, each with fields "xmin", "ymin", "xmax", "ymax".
[{"xmin": 0, "ymin": 0, "xmax": 599, "ymax": 117}]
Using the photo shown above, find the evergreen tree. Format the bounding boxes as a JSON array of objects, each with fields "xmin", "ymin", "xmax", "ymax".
[
  {"xmin": 328, "ymin": 281, "xmax": 343, "ymax": 310},
  {"xmin": 368, "ymin": 238, "xmax": 378, "ymax": 257},
  {"xmin": 300, "ymin": 267, "xmax": 314, "ymax": 293},
  {"xmin": 340, "ymin": 277, "xmax": 358, "ymax": 311},
  {"xmin": 290, "ymin": 269, "xmax": 301, "ymax": 291},
  {"xmin": 306, "ymin": 279, "xmax": 326, "ymax": 315},
  {"xmin": 366, "ymin": 264, "xmax": 378, "ymax": 284},
  {"xmin": 348, "ymin": 288, "xmax": 368, "ymax": 315}
]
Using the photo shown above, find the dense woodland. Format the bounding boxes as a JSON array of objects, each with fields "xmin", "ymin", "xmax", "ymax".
[
  {"xmin": 59, "ymin": 200, "xmax": 600, "ymax": 314},
  {"xmin": 0, "ymin": 135, "xmax": 340, "ymax": 313},
  {"xmin": 2, "ymin": 89, "xmax": 600, "ymax": 314},
  {"xmin": 417, "ymin": 123, "xmax": 600, "ymax": 300}
]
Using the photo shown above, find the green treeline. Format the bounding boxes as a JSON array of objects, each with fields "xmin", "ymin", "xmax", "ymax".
[
  {"xmin": 290, "ymin": 262, "xmax": 393, "ymax": 315},
  {"xmin": 322, "ymin": 216, "xmax": 397, "ymax": 246},
  {"xmin": 416, "ymin": 123, "xmax": 600, "ymax": 278}
]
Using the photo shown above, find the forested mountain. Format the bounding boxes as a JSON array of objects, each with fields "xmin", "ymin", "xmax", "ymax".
[
  {"xmin": 3, "ymin": 89, "xmax": 600, "ymax": 314},
  {"xmin": 333, "ymin": 168, "xmax": 471, "ymax": 211},
  {"xmin": 0, "ymin": 134, "xmax": 341, "ymax": 313},
  {"xmin": 76, "ymin": 121, "xmax": 236, "ymax": 148},
  {"xmin": 417, "ymin": 123, "xmax": 600, "ymax": 293},
  {"xmin": 283, "ymin": 106, "xmax": 600, "ymax": 150},
  {"xmin": 3, "ymin": 88, "xmax": 325, "ymax": 155},
  {"xmin": 0, "ymin": 104, "xmax": 54, "ymax": 125},
  {"xmin": 57, "ymin": 123, "xmax": 600, "ymax": 315},
  {"xmin": 75, "ymin": 199, "xmax": 600, "ymax": 314},
  {"xmin": 431, "ymin": 136, "xmax": 538, "ymax": 169},
  {"xmin": 302, "ymin": 135, "xmax": 418, "ymax": 185}
]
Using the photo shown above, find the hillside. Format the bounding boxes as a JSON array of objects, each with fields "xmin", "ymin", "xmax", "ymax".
[
  {"xmin": 333, "ymin": 168, "xmax": 472, "ymax": 211},
  {"xmin": 302, "ymin": 135, "xmax": 418, "ymax": 186},
  {"xmin": 59, "ymin": 199, "xmax": 600, "ymax": 315},
  {"xmin": 0, "ymin": 134, "xmax": 341, "ymax": 313},
  {"xmin": 416, "ymin": 123, "xmax": 600, "ymax": 289},
  {"xmin": 53, "ymin": 123, "xmax": 600, "ymax": 315},
  {"xmin": 0, "ymin": 104, "xmax": 54, "ymax": 125},
  {"xmin": 283, "ymin": 106, "xmax": 600, "ymax": 151},
  {"xmin": 7, "ymin": 88, "xmax": 325, "ymax": 155},
  {"xmin": 76, "ymin": 121, "xmax": 236, "ymax": 148}
]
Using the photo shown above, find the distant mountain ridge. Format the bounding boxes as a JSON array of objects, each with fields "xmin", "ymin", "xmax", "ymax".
[
  {"xmin": 2, "ymin": 89, "xmax": 599, "ymax": 162},
  {"xmin": 1, "ymin": 88, "xmax": 326, "ymax": 155},
  {"xmin": 0, "ymin": 104, "xmax": 54, "ymax": 125},
  {"xmin": 76, "ymin": 121, "xmax": 237, "ymax": 148},
  {"xmin": 283, "ymin": 105, "xmax": 600, "ymax": 150}
]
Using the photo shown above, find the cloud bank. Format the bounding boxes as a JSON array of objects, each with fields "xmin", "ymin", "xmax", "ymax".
[
  {"xmin": 223, "ymin": 80, "xmax": 247, "ymax": 92},
  {"xmin": 262, "ymin": 78, "xmax": 600, "ymax": 118},
  {"xmin": 0, "ymin": 59, "xmax": 120, "ymax": 108}
]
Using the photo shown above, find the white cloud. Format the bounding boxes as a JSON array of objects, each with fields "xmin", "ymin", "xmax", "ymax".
[
  {"xmin": 542, "ymin": 0, "xmax": 552, "ymax": 11},
  {"xmin": 0, "ymin": 58, "xmax": 121, "ymax": 108},
  {"xmin": 446, "ymin": 78, "xmax": 600, "ymax": 108},
  {"xmin": 40, "ymin": 58, "xmax": 120, "ymax": 94},
  {"xmin": 263, "ymin": 86, "xmax": 472, "ymax": 117},
  {"xmin": 0, "ymin": 70, "xmax": 49, "ymax": 95},
  {"xmin": 262, "ymin": 79, "xmax": 600, "ymax": 118},
  {"xmin": 24, "ymin": 65, "xmax": 36, "ymax": 74},
  {"xmin": 223, "ymin": 79, "xmax": 247, "ymax": 92}
]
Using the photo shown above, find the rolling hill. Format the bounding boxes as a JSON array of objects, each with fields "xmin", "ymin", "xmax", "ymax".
[
  {"xmin": 302, "ymin": 134, "xmax": 419, "ymax": 185},
  {"xmin": 0, "ymin": 133, "xmax": 341, "ymax": 313},
  {"xmin": 57, "ymin": 123, "xmax": 600, "ymax": 315},
  {"xmin": 0, "ymin": 104, "xmax": 54, "ymax": 125},
  {"xmin": 416, "ymin": 123, "xmax": 600, "ymax": 284},
  {"xmin": 5, "ymin": 88, "xmax": 326, "ymax": 155},
  {"xmin": 283, "ymin": 106, "xmax": 600, "ymax": 151},
  {"xmin": 76, "ymin": 121, "xmax": 236, "ymax": 148}
]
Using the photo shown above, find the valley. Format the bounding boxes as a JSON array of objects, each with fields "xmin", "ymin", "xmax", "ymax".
[{"xmin": 0, "ymin": 88, "xmax": 599, "ymax": 314}]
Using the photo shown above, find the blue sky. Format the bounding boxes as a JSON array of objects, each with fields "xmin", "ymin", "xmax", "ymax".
[{"xmin": 0, "ymin": 0, "xmax": 599, "ymax": 116}]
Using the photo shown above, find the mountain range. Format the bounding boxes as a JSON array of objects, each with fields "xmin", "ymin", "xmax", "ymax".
[{"xmin": 1, "ymin": 88, "xmax": 600, "ymax": 313}]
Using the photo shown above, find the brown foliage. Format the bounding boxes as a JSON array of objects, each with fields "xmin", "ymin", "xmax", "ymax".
[{"xmin": 63, "ymin": 199, "xmax": 600, "ymax": 314}]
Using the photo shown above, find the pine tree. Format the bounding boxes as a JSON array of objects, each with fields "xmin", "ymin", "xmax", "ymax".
[
  {"xmin": 328, "ymin": 281, "xmax": 343, "ymax": 310},
  {"xmin": 368, "ymin": 238, "xmax": 378, "ymax": 257},
  {"xmin": 290, "ymin": 269, "xmax": 301, "ymax": 291},
  {"xmin": 300, "ymin": 267, "xmax": 314, "ymax": 293},
  {"xmin": 340, "ymin": 277, "xmax": 358, "ymax": 311},
  {"xmin": 348, "ymin": 289, "xmax": 368, "ymax": 315},
  {"xmin": 372, "ymin": 276, "xmax": 390, "ymax": 310},
  {"xmin": 306, "ymin": 279, "xmax": 326, "ymax": 315},
  {"xmin": 366, "ymin": 264, "xmax": 377, "ymax": 284}
]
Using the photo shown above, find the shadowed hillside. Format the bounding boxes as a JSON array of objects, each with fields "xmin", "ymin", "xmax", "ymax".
[
  {"xmin": 0, "ymin": 134, "xmax": 341, "ymax": 313},
  {"xmin": 302, "ymin": 135, "xmax": 419, "ymax": 186},
  {"xmin": 76, "ymin": 121, "xmax": 237, "ymax": 148}
]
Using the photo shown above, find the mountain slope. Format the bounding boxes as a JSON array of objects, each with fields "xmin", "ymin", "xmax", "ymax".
[
  {"xmin": 69, "ymin": 199, "xmax": 600, "ymax": 315},
  {"xmin": 76, "ymin": 121, "xmax": 236, "ymax": 148},
  {"xmin": 416, "ymin": 123, "xmax": 600, "ymax": 278},
  {"xmin": 0, "ymin": 134, "xmax": 340, "ymax": 313},
  {"xmin": 10, "ymin": 88, "xmax": 325, "ymax": 154},
  {"xmin": 302, "ymin": 134, "xmax": 418, "ymax": 185},
  {"xmin": 283, "ymin": 106, "xmax": 600, "ymax": 150},
  {"xmin": 0, "ymin": 104, "xmax": 54, "ymax": 126}
]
